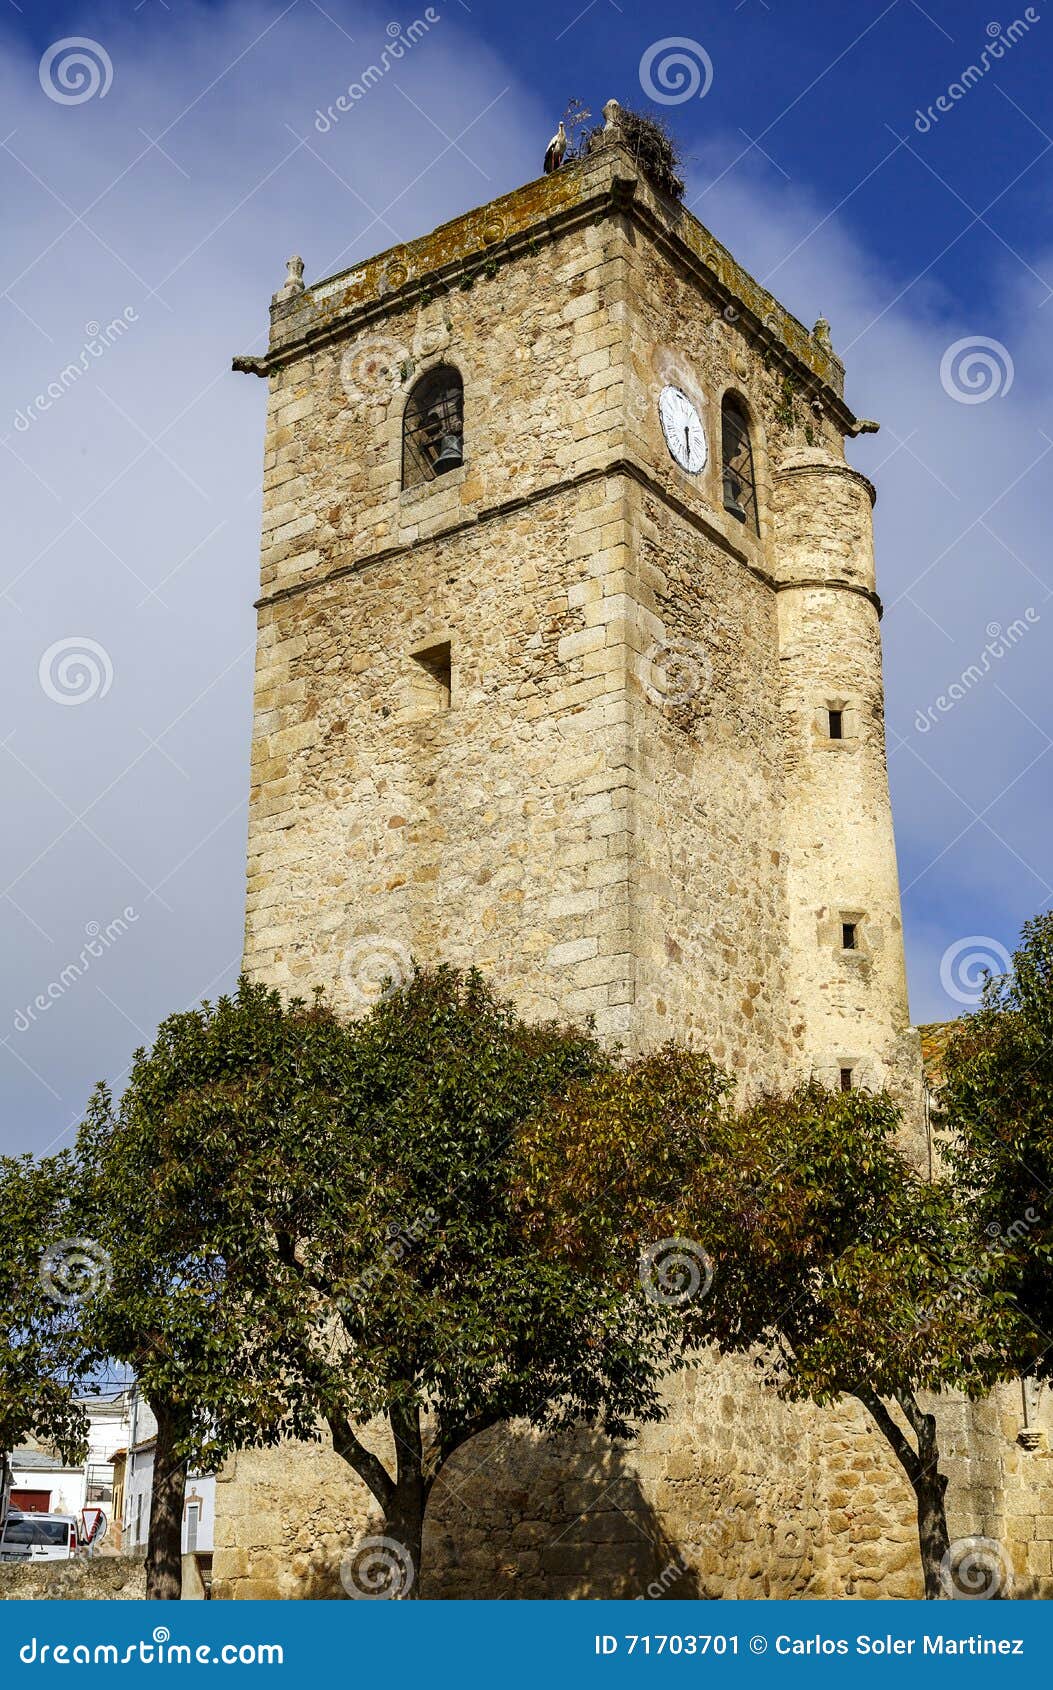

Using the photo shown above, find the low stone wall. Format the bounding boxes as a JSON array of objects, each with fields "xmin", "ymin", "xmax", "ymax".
[
  {"xmin": 0, "ymin": 1559, "xmax": 146, "ymax": 1601},
  {"xmin": 207, "ymin": 1353, "xmax": 918, "ymax": 1601},
  {"xmin": 209, "ymin": 1356, "xmax": 1053, "ymax": 1601}
]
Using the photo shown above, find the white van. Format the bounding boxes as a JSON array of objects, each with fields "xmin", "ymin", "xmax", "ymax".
[{"xmin": 0, "ymin": 1511, "xmax": 79, "ymax": 1561}]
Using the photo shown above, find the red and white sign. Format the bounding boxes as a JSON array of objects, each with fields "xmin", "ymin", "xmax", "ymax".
[{"xmin": 79, "ymin": 1507, "xmax": 107, "ymax": 1545}]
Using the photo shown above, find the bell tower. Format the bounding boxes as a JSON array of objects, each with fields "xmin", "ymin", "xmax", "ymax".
[{"xmin": 235, "ymin": 106, "xmax": 920, "ymax": 1107}]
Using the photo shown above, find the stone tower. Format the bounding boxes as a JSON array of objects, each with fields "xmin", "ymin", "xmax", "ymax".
[
  {"xmin": 219, "ymin": 114, "xmax": 1053, "ymax": 1604},
  {"xmin": 236, "ymin": 109, "xmax": 920, "ymax": 1110}
]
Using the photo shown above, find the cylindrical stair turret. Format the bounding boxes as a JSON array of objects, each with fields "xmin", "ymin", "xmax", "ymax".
[{"xmin": 773, "ymin": 448, "xmax": 919, "ymax": 1106}]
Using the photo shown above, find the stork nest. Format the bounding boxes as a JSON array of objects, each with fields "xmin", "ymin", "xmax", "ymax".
[{"xmin": 592, "ymin": 108, "xmax": 685, "ymax": 200}]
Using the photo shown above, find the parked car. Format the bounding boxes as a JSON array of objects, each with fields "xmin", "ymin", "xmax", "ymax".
[{"xmin": 0, "ymin": 1510, "xmax": 78, "ymax": 1561}]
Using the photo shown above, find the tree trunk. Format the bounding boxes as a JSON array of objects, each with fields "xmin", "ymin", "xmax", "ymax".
[
  {"xmin": 855, "ymin": 1387, "xmax": 950, "ymax": 1600},
  {"xmin": 328, "ymin": 1402, "xmax": 498, "ymax": 1601},
  {"xmin": 144, "ymin": 1400, "xmax": 187, "ymax": 1601},
  {"xmin": 906, "ymin": 1399, "xmax": 951, "ymax": 1601},
  {"xmin": 384, "ymin": 1477, "xmax": 425, "ymax": 1600}
]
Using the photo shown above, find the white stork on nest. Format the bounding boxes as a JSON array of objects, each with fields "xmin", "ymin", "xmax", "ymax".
[{"xmin": 544, "ymin": 120, "xmax": 567, "ymax": 174}]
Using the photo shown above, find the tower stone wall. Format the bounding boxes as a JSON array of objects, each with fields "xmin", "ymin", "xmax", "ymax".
[{"xmin": 218, "ymin": 132, "xmax": 1051, "ymax": 1600}]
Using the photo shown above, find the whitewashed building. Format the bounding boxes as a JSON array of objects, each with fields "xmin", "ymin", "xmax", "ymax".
[{"xmin": 121, "ymin": 1389, "xmax": 215, "ymax": 1594}]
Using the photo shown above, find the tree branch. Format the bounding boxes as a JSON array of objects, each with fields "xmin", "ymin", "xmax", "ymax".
[
  {"xmin": 426, "ymin": 1408, "xmax": 503, "ymax": 1489},
  {"xmin": 390, "ymin": 1400, "xmax": 423, "ymax": 1488},
  {"xmin": 895, "ymin": 1387, "xmax": 944, "ymax": 1487},
  {"xmin": 326, "ymin": 1409, "xmax": 395, "ymax": 1512},
  {"xmin": 854, "ymin": 1387, "xmax": 920, "ymax": 1486}
]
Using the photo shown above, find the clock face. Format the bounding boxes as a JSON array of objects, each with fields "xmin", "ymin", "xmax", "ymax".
[{"xmin": 658, "ymin": 385, "xmax": 707, "ymax": 475}]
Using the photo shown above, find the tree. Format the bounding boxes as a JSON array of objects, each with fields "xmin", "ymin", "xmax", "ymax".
[
  {"xmin": 74, "ymin": 985, "xmax": 340, "ymax": 1600},
  {"xmin": 939, "ymin": 912, "xmax": 1053, "ymax": 1382},
  {"xmin": 0, "ymin": 1153, "xmax": 94, "ymax": 1515},
  {"xmin": 79, "ymin": 970, "xmax": 677, "ymax": 1599},
  {"xmin": 518, "ymin": 1051, "xmax": 1010, "ymax": 1599}
]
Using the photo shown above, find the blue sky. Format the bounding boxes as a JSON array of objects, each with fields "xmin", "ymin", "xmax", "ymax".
[{"xmin": 2, "ymin": 0, "xmax": 1051, "ymax": 1156}]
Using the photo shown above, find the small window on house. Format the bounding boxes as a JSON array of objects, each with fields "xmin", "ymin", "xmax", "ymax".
[
  {"xmin": 828, "ymin": 708, "xmax": 844, "ymax": 740},
  {"xmin": 721, "ymin": 395, "xmax": 759, "ymax": 534},
  {"xmin": 841, "ymin": 921, "xmax": 857, "ymax": 951},
  {"xmin": 410, "ymin": 641, "xmax": 452, "ymax": 710},
  {"xmin": 840, "ymin": 1067, "xmax": 854, "ymax": 1092},
  {"xmin": 402, "ymin": 365, "xmax": 463, "ymax": 489},
  {"xmin": 185, "ymin": 1502, "xmax": 200, "ymax": 1554}
]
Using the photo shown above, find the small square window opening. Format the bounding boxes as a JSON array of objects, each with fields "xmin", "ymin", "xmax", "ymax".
[
  {"xmin": 841, "ymin": 921, "xmax": 857, "ymax": 951},
  {"xmin": 410, "ymin": 641, "xmax": 452, "ymax": 711},
  {"xmin": 840, "ymin": 1067, "xmax": 854, "ymax": 1092},
  {"xmin": 828, "ymin": 709, "xmax": 844, "ymax": 740}
]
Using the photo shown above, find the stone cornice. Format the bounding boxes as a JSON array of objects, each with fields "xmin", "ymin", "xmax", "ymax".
[
  {"xmin": 255, "ymin": 454, "xmax": 882, "ymax": 619},
  {"xmin": 234, "ymin": 143, "xmax": 860, "ymax": 437},
  {"xmin": 775, "ymin": 457, "xmax": 878, "ymax": 507}
]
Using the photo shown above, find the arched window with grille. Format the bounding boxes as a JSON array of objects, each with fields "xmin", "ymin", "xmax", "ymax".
[
  {"xmin": 402, "ymin": 365, "xmax": 464, "ymax": 489},
  {"xmin": 720, "ymin": 394, "xmax": 759, "ymax": 534}
]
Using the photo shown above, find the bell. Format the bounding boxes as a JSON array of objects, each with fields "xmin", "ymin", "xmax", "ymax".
[
  {"xmin": 433, "ymin": 431, "xmax": 463, "ymax": 473},
  {"xmin": 723, "ymin": 468, "xmax": 746, "ymax": 522}
]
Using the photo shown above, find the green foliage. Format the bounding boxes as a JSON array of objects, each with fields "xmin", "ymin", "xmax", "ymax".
[
  {"xmin": 522, "ymin": 1058, "xmax": 1006, "ymax": 1403},
  {"xmin": 719, "ymin": 1084, "xmax": 1008, "ymax": 1408},
  {"xmin": 939, "ymin": 912, "xmax": 1053, "ymax": 1380},
  {"xmin": 519, "ymin": 1053, "xmax": 1009, "ymax": 1594},
  {"xmin": 0, "ymin": 1153, "xmax": 91, "ymax": 1467},
  {"xmin": 226, "ymin": 966, "xmax": 674, "ymax": 1456},
  {"xmin": 75, "ymin": 969, "xmax": 676, "ymax": 1528},
  {"xmin": 74, "ymin": 980, "xmax": 346, "ymax": 1470},
  {"xmin": 516, "ymin": 1044, "xmax": 733, "ymax": 1267}
]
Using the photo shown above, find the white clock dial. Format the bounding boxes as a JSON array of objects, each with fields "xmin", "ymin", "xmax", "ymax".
[{"xmin": 658, "ymin": 385, "xmax": 708, "ymax": 475}]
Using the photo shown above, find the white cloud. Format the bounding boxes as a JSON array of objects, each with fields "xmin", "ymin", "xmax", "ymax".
[
  {"xmin": 2, "ymin": 5, "xmax": 1049, "ymax": 1152},
  {"xmin": 0, "ymin": 0, "xmax": 545, "ymax": 1151}
]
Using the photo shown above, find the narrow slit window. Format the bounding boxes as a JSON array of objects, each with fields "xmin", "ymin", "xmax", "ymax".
[
  {"xmin": 839, "ymin": 1067, "xmax": 854, "ymax": 1093},
  {"xmin": 828, "ymin": 708, "xmax": 844, "ymax": 740},
  {"xmin": 841, "ymin": 921, "xmax": 857, "ymax": 951},
  {"xmin": 410, "ymin": 641, "xmax": 452, "ymax": 711},
  {"xmin": 721, "ymin": 395, "xmax": 759, "ymax": 534}
]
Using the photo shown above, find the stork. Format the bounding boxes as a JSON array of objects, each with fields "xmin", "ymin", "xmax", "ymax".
[{"xmin": 544, "ymin": 120, "xmax": 567, "ymax": 175}]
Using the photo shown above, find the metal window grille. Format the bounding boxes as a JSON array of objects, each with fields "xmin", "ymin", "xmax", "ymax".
[
  {"xmin": 721, "ymin": 397, "xmax": 759, "ymax": 534},
  {"xmin": 402, "ymin": 366, "xmax": 464, "ymax": 488}
]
